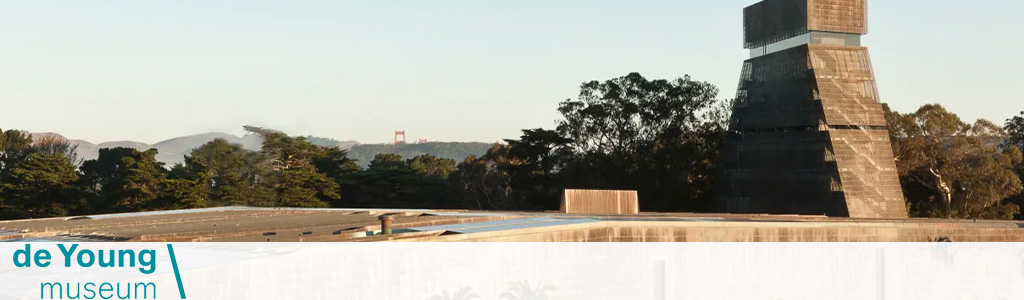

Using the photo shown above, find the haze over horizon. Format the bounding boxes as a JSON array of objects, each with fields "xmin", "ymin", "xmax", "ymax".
[
  {"xmin": 28, "ymin": 128, "xmax": 392, "ymax": 145},
  {"xmin": 2, "ymin": 0, "xmax": 1021, "ymax": 144}
]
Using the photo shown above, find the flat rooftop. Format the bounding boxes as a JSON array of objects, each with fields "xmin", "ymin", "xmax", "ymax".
[{"xmin": 2, "ymin": 207, "xmax": 1024, "ymax": 242}]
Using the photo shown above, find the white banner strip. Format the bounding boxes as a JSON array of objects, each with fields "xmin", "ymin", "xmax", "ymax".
[{"xmin": 0, "ymin": 243, "xmax": 1020, "ymax": 300}]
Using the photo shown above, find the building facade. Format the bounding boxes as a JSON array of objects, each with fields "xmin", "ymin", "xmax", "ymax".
[{"xmin": 717, "ymin": 0, "xmax": 908, "ymax": 218}]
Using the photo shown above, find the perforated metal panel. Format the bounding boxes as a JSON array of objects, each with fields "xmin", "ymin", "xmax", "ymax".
[
  {"xmin": 809, "ymin": 45, "xmax": 887, "ymax": 126},
  {"xmin": 744, "ymin": 0, "xmax": 868, "ymax": 49},
  {"xmin": 744, "ymin": 0, "xmax": 809, "ymax": 49},
  {"xmin": 720, "ymin": 0, "xmax": 906, "ymax": 219},
  {"xmin": 808, "ymin": 0, "xmax": 868, "ymax": 35}
]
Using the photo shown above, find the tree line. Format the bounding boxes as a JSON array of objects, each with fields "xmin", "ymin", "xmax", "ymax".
[{"xmin": 2, "ymin": 72, "xmax": 1024, "ymax": 220}]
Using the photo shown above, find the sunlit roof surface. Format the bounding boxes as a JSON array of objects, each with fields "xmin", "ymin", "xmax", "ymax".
[{"xmin": 412, "ymin": 217, "xmax": 598, "ymax": 234}]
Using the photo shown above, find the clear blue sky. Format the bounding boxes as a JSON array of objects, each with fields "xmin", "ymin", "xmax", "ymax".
[{"xmin": 2, "ymin": 0, "xmax": 1021, "ymax": 144}]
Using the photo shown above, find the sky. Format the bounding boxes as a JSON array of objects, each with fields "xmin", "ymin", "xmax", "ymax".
[{"xmin": 1, "ymin": 0, "xmax": 1022, "ymax": 144}]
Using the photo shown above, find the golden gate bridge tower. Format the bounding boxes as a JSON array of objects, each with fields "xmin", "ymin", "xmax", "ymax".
[{"xmin": 394, "ymin": 131, "xmax": 406, "ymax": 145}]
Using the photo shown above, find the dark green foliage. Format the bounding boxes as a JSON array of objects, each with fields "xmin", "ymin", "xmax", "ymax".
[
  {"xmin": 0, "ymin": 73, "xmax": 733, "ymax": 219},
  {"xmin": 453, "ymin": 73, "xmax": 729, "ymax": 212},
  {"xmin": 368, "ymin": 153, "xmax": 405, "ymax": 170},
  {"xmin": 451, "ymin": 144, "xmax": 540, "ymax": 210},
  {"xmin": 0, "ymin": 129, "xmax": 33, "ymax": 175},
  {"xmin": 450, "ymin": 132, "xmax": 570, "ymax": 211},
  {"xmin": 80, "ymin": 148, "xmax": 166, "ymax": 213},
  {"xmin": 408, "ymin": 154, "xmax": 456, "ymax": 179},
  {"xmin": 347, "ymin": 142, "xmax": 492, "ymax": 168},
  {"xmin": 451, "ymin": 73, "xmax": 729, "ymax": 212},
  {"xmin": 3, "ymin": 73, "xmax": 1024, "ymax": 222},
  {"xmin": 313, "ymin": 147, "xmax": 361, "ymax": 179},
  {"xmin": 339, "ymin": 154, "xmax": 457, "ymax": 209},
  {"xmin": 554, "ymin": 73, "xmax": 729, "ymax": 212},
  {"xmin": 0, "ymin": 152, "xmax": 82, "ymax": 217},
  {"xmin": 1005, "ymin": 111, "xmax": 1024, "ymax": 219},
  {"xmin": 277, "ymin": 164, "xmax": 335, "ymax": 208},
  {"xmin": 0, "ymin": 132, "xmax": 85, "ymax": 218},
  {"xmin": 243, "ymin": 126, "xmax": 339, "ymax": 208},
  {"xmin": 1008, "ymin": 111, "xmax": 1024, "ymax": 150},
  {"xmin": 158, "ymin": 176, "xmax": 210, "ymax": 210},
  {"xmin": 183, "ymin": 138, "xmax": 260, "ymax": 206}
]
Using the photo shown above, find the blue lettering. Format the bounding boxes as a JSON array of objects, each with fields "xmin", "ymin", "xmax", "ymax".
[
  {"xmin": 117, "ymin": 250, "xmax": 135, "ymax": 267},
  {"xmin": 14, "ymin": 244, "xmax": 30, "ymax": 267},
  {"xmin": 135, "ymin": 283, "xmax": 155, "ymax": 299},
  {"xmin": 68, "ymin": 282, "xmax": 81, "ymax": 299},
  {"xmin": 98, "ymin": 283, "xmax": 113, "ymax": 299},
  {"xmin": 116, "ymin": 283, "xmax": 130, "ymax": 299},
  {"xmin": 138, "ymin": 250, "xmax": 156, "ymax": 274},
  {"xmin": 35, "ymin": 250, "xmax": 51, "ymax": 267},
  {"xmin": 78, "ymin": 250, "xmax": 95, "ymax": 267},
  {"xmin": 98, "ymin": 250, "xmax": 115, "ymax": 268},
  {"xmin": 40, "ymin": 282, "xmax": 61, "ymax": 299},
  {"xmin": 58, "ymin": 244, "xmax": 79, "ymax": 267},
  {"xmin": 84, "ymin": 283, "xmax": 96, "ymax": 299}
]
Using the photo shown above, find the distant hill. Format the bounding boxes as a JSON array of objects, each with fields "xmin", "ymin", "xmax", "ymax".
[
  {"xmin": 96, "ymin": 141, "xmax": 151, "ymax": 150},
  {"xmin": 148, "ymin": 133, "xmax": 265, "ymax": 164},
  {"xmin": 29, "ymin": 132, "xmax": 357, "ymax": 166},
  {"xmin": 302, "ymin": 136, "xmax": 360, "ymax": 149},
  {"xmin": 347, "ymin": 142, "xmax": 494, "ymax": 167},
  {"xmin": 28, "ymin": 132, "xmax": 490, "ymax": 168},
  {"xmin": 153, "ymin": 132, "xmax": 259, "ymax": 153}
]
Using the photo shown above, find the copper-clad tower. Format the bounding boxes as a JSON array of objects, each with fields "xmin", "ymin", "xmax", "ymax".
[{"xmin": 718, "ymin": 0, "xmax": 908, "ymax": 218}]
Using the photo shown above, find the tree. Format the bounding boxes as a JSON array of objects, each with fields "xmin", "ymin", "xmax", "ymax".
[
  {"xmin": 244, "ymin": 125, "xmax": 321, "ymax": 171},
  {"xmin": 277, "ymin": 163, "xmax": 335, "ymax": 208},
  {"xmin": 0, "ymin": 136, "xmax": 84, "ymax": 218},
  {"xmin": 886, "ymin": 104, "xmax": 1023, "ymax": 219},
  {"xmin": 557, "ymin": 72, "xmax": 722, "ymax": 156},
  {"xmin": 408, "ymin": 154, "xmax": 456, "ymax": 179},
  {"xmin": 237, "ymin": 150, "xmax": 278, "ymax": 207},
  {"xmin": 451, "ymin": 73, "xmax": 729, "ymax": 213},
  {"xmin": 243, "ymin": 126, "xmax": 339, "ymax": 208},
  {"xmin": 502, "ymin": 129, "xmax": 572, "ymax": 209},
  {"xmin": 80, "ymin": 148, "xmax": 166, "ymax": 213},
  {"xmin": 0, "ymin": 129, "xmax": 33, "ymax": 176},
  {"xmin": 554, "ymin": 72, "xmax": 729, "ymax": 212},
  {"xmin": 1006, "ymin": 111, "xmax": 1024, "ymax": 149},
  {"xmin": 450, "ymin": 146, "xmax": 517, "ymax": 210},
  {"xmin": 451, "ymin": 139, "xmax": 563, "ymax": 211},
  {"xmin": 1004, "ymin": 111, "xmax": 1024, "ymax": 218},
  {"xmin": 158, "ymin": 175, "xmax": 210, "ymax": 210},
  {"xmin": 312, "ymin": 147, "xmax": 361, "ymax": 180},
  {"xmin": 506, "ymin": 128, "xmax": 572, "ymax": 174},
  {"xmin": 184, "ymin": 139, "xmax": 259, "ymax": 206},
  {"xmin": 341, "ymin": 154, "xmax": 455, "ymax": 209},
  {"xmin": 368, "ymin": 153, "xmax": 405, "ymax": 170}
]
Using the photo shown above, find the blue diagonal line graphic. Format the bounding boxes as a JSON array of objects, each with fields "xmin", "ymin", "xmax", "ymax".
[{"xmin": 167, "ymin": 244, "xmax": 187, "ymax": 299}]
